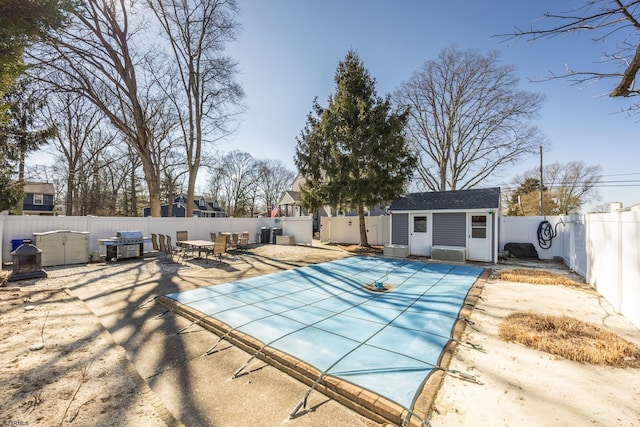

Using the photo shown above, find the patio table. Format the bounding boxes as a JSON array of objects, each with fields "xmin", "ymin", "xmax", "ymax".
[{"xmin": 177, "ymin": 239, "xmax": 215, "ymax": 259}]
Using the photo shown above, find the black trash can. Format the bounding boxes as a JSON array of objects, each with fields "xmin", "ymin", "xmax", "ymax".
[
  {"xmin": 260, "ymin": 227, "xmax": 271, "ymax": 244},
  {"xmin": 271, "ymin": 227, "xmax": 283, "ymax": 244}
]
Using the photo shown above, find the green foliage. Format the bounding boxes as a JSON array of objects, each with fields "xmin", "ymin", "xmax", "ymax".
[
  {"xmin": 0, "ymin": 0, "xmax": 70, "ymax": 96},
  {"xmin": 295, "ymin": 50, "xmax": 416, "ymax": 220},
  {"xmin": 0, "ymin": 152, "xmax": 23, "ymax": 211},
  {"xmin": 506, "ymin": 179, "xmax": 557, "ymax": 216},
  {"xmin": 0, "ymin": 1, "xmax": 68, "ymax": 211},
  {"xmin": 0, "ymin": 78, "xmax": 56, "ymax": 162}
]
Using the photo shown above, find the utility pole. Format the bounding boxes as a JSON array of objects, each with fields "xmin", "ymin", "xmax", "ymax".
[{"xmin": 539, "ymin": 146, "xmax": 543, "ymax": 216}]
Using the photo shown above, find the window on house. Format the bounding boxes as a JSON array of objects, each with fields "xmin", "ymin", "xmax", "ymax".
[
  {"xmin": 199, "ymin": 199, "xmax": 205, "ymax": 207},
  {"xmin": 33, "ymin": 194, "xmax": 44, "ymax": 205},
  {"xmin": 413, "ymin": 216, "xmax": 427, "ymax": 233},
  {"xmin": 471, "ymin": 215, "xmax": 487, "ymax": 238}
]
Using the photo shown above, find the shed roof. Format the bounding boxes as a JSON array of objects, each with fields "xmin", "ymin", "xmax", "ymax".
[{"xmin": 389, "ymin": 187, "xmax": 500, "ymax": 211}]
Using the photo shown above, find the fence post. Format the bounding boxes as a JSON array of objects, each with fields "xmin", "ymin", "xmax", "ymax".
[
  {"xmin": 0, "ymin": 213, "xmax": 4, "ymax": 267},
  {"xmin": 567, "ymin": 214, "xmax": 575, "ymax": 271},
  {"xmin": 616, "ymin": 209, "xmax": 623, "ymax": 312},
  {"xmin": 585, "ymin": 213, "xmax": 591, "ymax": 285}
]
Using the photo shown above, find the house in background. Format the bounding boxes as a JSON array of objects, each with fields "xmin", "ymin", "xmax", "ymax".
[
  {"xmin": 143, "ymin": 194, "xmax": 226, "ymax": 218},
  {"xmin": 388, "ymin": 187, "xmax": 501, "ymax": 263},
  {"xmin": 277, "ymin": 173, "xmax": 387, "ymax": 232},
  {"xmin": 22, "ymin": 182, "xmax": 56, "ymax": 216}
]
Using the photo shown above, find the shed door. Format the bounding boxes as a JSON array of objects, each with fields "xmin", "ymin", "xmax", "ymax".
[
  {"xmin": 410, "ymin": 215, "xmax": 429, "ymax": 256},
  {"xmin": 467, "ymin": 213, "xmax": 492, "ymax": 262}
]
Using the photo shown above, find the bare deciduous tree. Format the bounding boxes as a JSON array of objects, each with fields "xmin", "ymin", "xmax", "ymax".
[
  {"xmin": 502, "ymin": 1, "xmax": 640, "ymax": 98},
  {"xmin": 220, "ymin": 150, "xmax": 257, "ymax": 217},
  {"xmin": 507, "ymin": 160, "xmax": 602, "ymax": 215},
  {"xmin": 543, "ymin": 161, "xmax": 602, "ymax": 213},
  {"xmin": 205, "ymin": 151, "xmax": 295, "ymax": 216},
  {"xmin": 147, "ymin": 0, "xmax": 243, "ymax": 217},
  {"xmin": 44, "ymin": 91, "xmax": 113, "ymax": 215},
  {"xmin": 255, "ymin": 158, "xmax": 295, "ymax": 213},
  {"xmin": 394, "ymin": 45, "xmax": 546, "ymax": 191},
  {"xmin": 33, "ymin": 0, "xmax": 167, "ymax": 216}
]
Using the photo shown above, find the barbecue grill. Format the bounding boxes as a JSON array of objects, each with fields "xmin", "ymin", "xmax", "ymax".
[{"xmin": 97, "ymin": 231, "xmax": 151, "ymax": 261}]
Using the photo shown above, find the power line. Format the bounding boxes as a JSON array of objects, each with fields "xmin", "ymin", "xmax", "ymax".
[{"xmin": 600, "ymin": 172, "xmax": 640, "ymax": 177}]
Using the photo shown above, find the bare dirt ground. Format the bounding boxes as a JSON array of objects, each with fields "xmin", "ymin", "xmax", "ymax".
[{"xmin": 1, "ymin": 244, "xmax": 639, "ymax": 427}]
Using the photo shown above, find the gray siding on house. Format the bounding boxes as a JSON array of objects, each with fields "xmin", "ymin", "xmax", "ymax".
[
  {"xmin": 391, "ymin": 213, "xmax": 409, "ymax": 245},
  {"xmin": 432, "ymin": 213, "xmax": 466, "ymax": 247}
]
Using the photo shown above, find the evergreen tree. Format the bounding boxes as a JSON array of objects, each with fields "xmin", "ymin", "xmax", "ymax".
[
  {"xmin": 0, "ymin": 0, "xmax": 67, "ymax": 211},
  {"xmin": 295, "ymin": 50, "xmax": 416, "ymax": 246},
  {"xmin": 506, "ymin": 177, "xmax": 558, "ymax": 216},
  {"xmin": 0, "ymin": 0, "xmax": 69, "ymax": 97}
]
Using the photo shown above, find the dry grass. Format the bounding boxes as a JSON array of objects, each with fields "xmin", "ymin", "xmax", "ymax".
[
  {"xmin": 496, "ymin": 268, "xmax": 584, "ymax": 287},
  {"xmin": 499, "ymin": 312, "xmax": 640, "ymax": 367}
]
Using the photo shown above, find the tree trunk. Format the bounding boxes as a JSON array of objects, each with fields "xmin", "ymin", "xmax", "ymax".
[
  {"xmin": 358, "ymin": 205, "xmax": 369, "ymax": 247},
  {"xmin": 130, "ymin": 165, "xmax": 137, "ymax": 216},
  {"xmin": 186, "ymin": 169, "xmax": 198, "ymax": 217},
  {"xmin": 140, "ymin": 156, "xmax": 162, "ymax": 217},
  {"xmin": 66, "ymin": 171, "xmax": 74, "ymax": 216}
]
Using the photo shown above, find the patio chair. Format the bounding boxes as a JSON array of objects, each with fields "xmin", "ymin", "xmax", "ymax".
[
  {"xmin": 238, "ymin": 232, "xmax": 249, "ymax": 250},
  {"xmin": 176, "ymin": 230, "xmax": 190, "ymax": 257},
  {"xmin": 166, "ymin": 235, "xmax": 184, "ymax": 263},
  {"xmin": 229, "ymin": 233, "xmax": 239, "ymax": 251},
  {"xmin": 158, "ymin": 234, "xmax": 169, "ymax": 261},
  {"xmin": 151, "ymin": 233, "xmax": 159, "ymax": 254},
  {"xmin": 210, "ymin": 232, "xmax": 217, "ymax": 242},
  {"xmin": 176, "ymin": 230, "xmax": 188, "ymax": 241},
  {"xmin": 212, "ymin": 234, "xmax": 228, "ymax": 262}
]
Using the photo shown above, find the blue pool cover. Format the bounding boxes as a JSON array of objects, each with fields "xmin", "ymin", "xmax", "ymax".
[{"xmin": 163, "ymin": 256, "xmax": 482, "ymax": 417}]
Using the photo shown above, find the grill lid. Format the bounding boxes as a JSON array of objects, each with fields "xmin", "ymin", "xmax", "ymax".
[{"xmin": 116, "ymin": 230, "xmax": 144, "ymax": 240}]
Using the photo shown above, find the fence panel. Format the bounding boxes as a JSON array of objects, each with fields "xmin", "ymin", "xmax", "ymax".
[
  {"xmin": 571, "ymin": 217, "xmax": 588, "ymax": 277},
  {"xmin": 587, "ymin": 213, "xmax": 620, "ymax": 310},
  {"xmin": 279, "ymin": 216, "xmax": 313, "ymax": 245},
  {"xmin": 499, "ymin": 216, "xmax": 564, "ymax": 259},
  {"xmin": 620, "ymin": 210, "xmax": 640, "ymax": 329},
  {"xmin": 319, "ymin": 216, "xmax": 389, "ymax": 246},
  {"xmin": 1, "ymin": 215, "xmax": 312, "ymax": 264}
]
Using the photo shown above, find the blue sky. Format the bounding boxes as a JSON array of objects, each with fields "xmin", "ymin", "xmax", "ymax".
[{"xmin": 218, "ymin": 0, "xmax": 640, "ymax": 210}]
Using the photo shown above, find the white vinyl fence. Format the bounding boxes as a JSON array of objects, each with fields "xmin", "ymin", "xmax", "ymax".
[
  {"xmin": 319, "ymin": 215, "xmax": 390, "ymax": 246},
  {"xmin": 499, "ymin": 214, "xmax": 586, "ymax": 275},
  {"xmin": 501, "ymin": 210, "xmax": 640, "ymax": 329},
  {"xmin": 1, "ymin": 214, "xmax": 313, "ymax": 265},
  {"xmin": 2, "ymin": 210, "xmax": 638, "ymax": 329},
  {"xmin": 585, "ymin": 209, "xmax": 640, "ymax": 329}
]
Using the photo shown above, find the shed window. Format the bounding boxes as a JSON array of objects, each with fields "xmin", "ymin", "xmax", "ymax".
[
  {"xmin": 471, "ymin": 215, "xmax": 487, "ymax": 238},
  {"xmin": 413, "ymin": 216, "xmax": 427, "ymax": 233},
  {"xmin": 33, "ymin": 194, "xmax": 44, "ymax": 205}
]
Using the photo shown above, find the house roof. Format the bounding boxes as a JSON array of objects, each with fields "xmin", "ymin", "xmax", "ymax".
[
  {"xmin": 278, "ymin": 190, "xmax": 301, "ymax": 206},
  {"xmin": 24, "ymin": 182, "xmax": 54, "ymax": 194},
  {"xmin": 389, "ymin": 187, "xmax": 501, "ymax": 211}
]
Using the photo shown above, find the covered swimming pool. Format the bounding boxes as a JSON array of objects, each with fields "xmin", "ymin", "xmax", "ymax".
[{"xmin": 158, "ymin": 256, "xmax": 486, "ymax": 425}]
